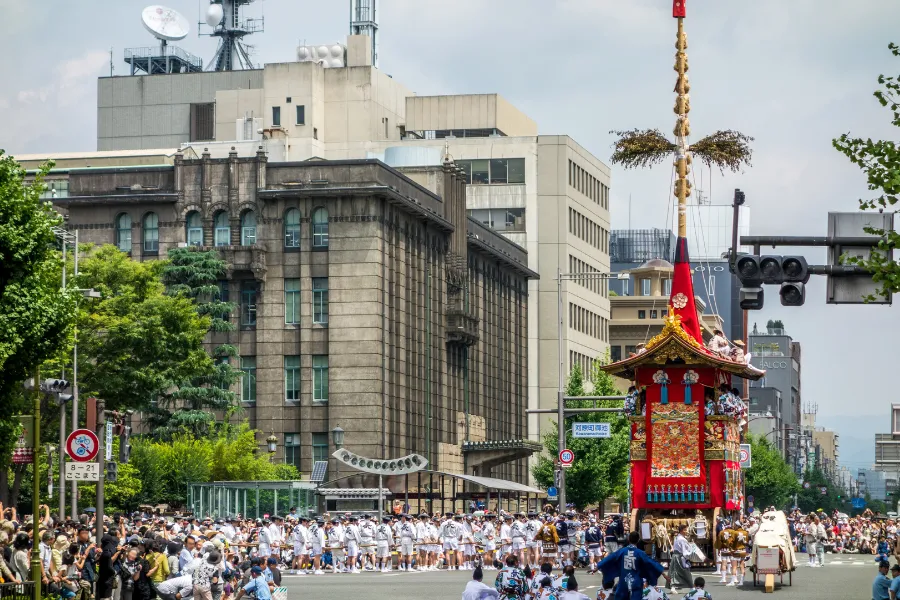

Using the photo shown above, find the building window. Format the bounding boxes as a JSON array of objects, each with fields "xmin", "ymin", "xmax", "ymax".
[
  {"xmin": 313, "ymin": 355, "xmax": 329, "ymax": 403},
  {"xmin": 312, "ymin": 433, "xmax": 329, "ymax": 464},
  {"xmin": 638, "ymin": 310, "xmax": 646, "ymax": 319},
  {"xmin": 467, "ymin": 208, "xmax": 525, "ymax": 232},
  {"xmin": 115, "ymin": 213, "xmax": 132, "ymax": 252},
  {"xmin": 284, "ymin": 433, "xmax": 300, "ymax": 468},
  {"xmin": 214, "ymin": 211, "xmax": 230, "ymax": 246},
  {"xmin": 143, "ymin": 212, "xmax": 159, "ymax": 253},
  {"xmin": 650, "ymin": 310, "xmax": 658, "ymax": 319},
  {"xmin": 611, "ymin": 346, "xmax": 622, "ymax": 362},
  {"xmin": 312, "ymin": 277, "xmax": 329, "ymax": 324},
  {"xmin": 240, "ymin": 356, "xmax": 256, "ymax": 403},
  {"xmin": 313, "ymin": 127, "xmax": 318, "ymax": 140},
  {"xmin": 241, "ymin": 281, "xmax": 258, "ymax": 327},
  {"xmin": 456, "ymin": 158, "xmax": 525, "ymax": 185},
  {"xmin": 272, "ymin": 106, "xmax": 281, "ymax": 127},
  {"xmin": 189, "ymin": 102, "xmax": 215, "ymax": 142},
  {"xmin": 296, "ymin": 105, "xmax": 305, "ymax": 125},
  {"xmin": 663, "ymin": 278, "xmax": 672, "ymax": 296},
  {"xmin": 186, "ymin": 211, "xmax": 203, "ymax": 246},
  {"xmin": 218, "ymin": 280, "xmax": 230, "ymax": 303},
  {"xmin": 241, "ymin": 211, "xmax": 257, "ymax": 245},
  {"xmin": 640, "ymin": 278, "xmax": 651, "ymax": 296},
  {"xmin": 284, "ymin": 208, "xmax": 300, "ymax": 248},
  {"xmin": 311, "ymin": 207, "xmax": 329, "ymax": 249},
  {"xmin": 285, "ymin": 278, "xmax": 300, "ymax": 324},
  {"xmin": 285, "ymin": 356, "xmax": 300, "ymax": 401}
]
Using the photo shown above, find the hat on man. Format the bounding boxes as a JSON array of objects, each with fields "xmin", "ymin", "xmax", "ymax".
[
  {"xmin": 250, "ymin": 566, "xmax": 263, "ymax": 575},
  {"xmin": 734, "ymin": 340, "xmax": 745, "ymax": 347}
]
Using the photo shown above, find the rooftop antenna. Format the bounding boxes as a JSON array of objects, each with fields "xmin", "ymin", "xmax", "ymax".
[
  {"xmin": 125, "ymin": 6, "xmax": 202, "ymax": 75},
  {"xmin": 201, "ymin": 0, "xmax": 264, "ymax": 71},
  {"xmin": 350, "ymin": 0, "xmax": 379, "ymax": 67}
]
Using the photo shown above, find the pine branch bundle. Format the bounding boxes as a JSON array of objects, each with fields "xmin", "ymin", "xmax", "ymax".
[
  {"xmin": 689, "ymin": 130, "xmax": 754, "ymax": 172},
  {"xmin": 610, "ymin": 129, "xmax": 677, "ymax": 169}
]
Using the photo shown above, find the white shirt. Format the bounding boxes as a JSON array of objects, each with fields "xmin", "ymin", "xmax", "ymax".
[
  {"xmin": 499, "ymin": 524, "xmax": 512, "ymax": 543},
  {"xmin": 462, "ymin": 580, "xmax": 500, "ymax": 600}
]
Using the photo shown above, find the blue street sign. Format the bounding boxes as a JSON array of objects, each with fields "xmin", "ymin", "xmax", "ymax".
[
  {"xmin": 851, "ymin": 497, "xmax": 866, "ymax": 509},
  {"xmin": 573, "ymin": 422, "xmax": 611, "ymax": 438},
  {"xmin": 547, "ymin": 486, "xmax": 558, "ymax": 499}
]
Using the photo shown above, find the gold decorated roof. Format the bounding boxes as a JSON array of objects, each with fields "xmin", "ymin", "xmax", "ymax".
[{"xmin": 601, "ymin": 310, "xmax": 765, "ymax": 380}]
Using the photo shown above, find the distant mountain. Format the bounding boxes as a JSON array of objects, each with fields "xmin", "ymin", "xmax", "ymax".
[{"xmin": 817, "ymin": 413, "xmax": 879, "ymax": 473}]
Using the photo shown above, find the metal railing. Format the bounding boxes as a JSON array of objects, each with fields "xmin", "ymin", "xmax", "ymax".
[
  {"xmin": 124, "ymin": 46, "xmax": 203, "ymax": 70},
  {"xmin": 0, "ymin": 582, "xmax": 34, "ymax": 600}
]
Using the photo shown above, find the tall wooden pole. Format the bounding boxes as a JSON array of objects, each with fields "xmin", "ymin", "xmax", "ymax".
[
  {"xmin": 674, "ymin": 16, "xmax": 691, "ymax": 238},
  {"xmin": 31, "ymin": 368, "xmax": 41, "ymax": 600}
]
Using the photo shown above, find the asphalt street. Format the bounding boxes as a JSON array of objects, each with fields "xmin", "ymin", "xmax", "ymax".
[{"xmin": 281, "ymin": 554, "xmax": 878, "ymax": 599}]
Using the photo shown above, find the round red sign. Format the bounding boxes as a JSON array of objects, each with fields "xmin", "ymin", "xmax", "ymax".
[
  {"xmin": 66, "ymin": 429, "xmax": 100, "ymax": 462},
  {"xmin": 559, "ymin": 449, "xmax": 575, "ymax": 465}
]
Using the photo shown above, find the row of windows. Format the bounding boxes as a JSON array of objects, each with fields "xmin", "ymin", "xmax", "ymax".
[
  {"xmin": 568, "ymin": 159, "xmax": 609, "ymax": 210},
  {"xmin": 456, "ymin": 158, "xmax": 526, "ymax": 185},
  {"xmin": 112, "ymin": 208, "xmax": 330, "ymax": 254},
  {"xmin": 568, "ymin": 207, "xmax": 609, "ymax": 253},
  {"xmin": 239, "ymin": 355, "xmax": 329, "ymax": 404},
  {"xmin": 568, "ymin": 255, "xmax": 609, "ymax": 298},
  {"xmin": 636, "ymin": 309, "xmax": 661, "ymax": 320},
  {"xmin": 272, "ymin": 104, "xmax": 306, "ymax": 127},
  {"xmin": 283, "ymin": 432, "xmax": 330, "ymax": 470},
  {"xmin": 569, "ymin": 302, "xmax": 608, "ymax": 341},
  {"xmin": 570, "ymin": 350, "xmax": 595, "ymax": 380},
  {"xmin": 468, "ymin": 208, "xmax": 525, "ymax": 232},
  {"xmin": 232, "ymin": 277, "xmax": 329, "ymax": 328},
  {"xmin": 627, "ymin": 278, "xmax": 673, "ymax": 297}
]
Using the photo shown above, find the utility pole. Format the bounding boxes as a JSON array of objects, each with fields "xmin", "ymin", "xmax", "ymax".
[
  {"xmin": 95, "ymin": 400, "xmax": 106, "ymax": 546},
  {"xmin": 30, "ymin": 368, "xmax": 42, "ymax": 600}
]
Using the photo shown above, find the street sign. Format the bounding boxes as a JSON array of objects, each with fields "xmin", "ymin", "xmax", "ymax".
[
  {"xmin": 105, "ymin": 421, "xmax": 113, "ymax": 461},
  {"xmin": 852, "ymin": 497, "xmax": 866, "ymax": 509},
  {"xmin": 65, "ymin": 462, "xmax": 100, "ymax": 481},
  {"xmin": 547, "ymin": 486, "xmax": 558, "ymax": 499},
  {"xmin": 739, "ymin": 443, "xmax": 752, "ymax": 469},
  {"xmin": 559, "ymin": 448, "xmax": 575, "ymax": 467},
  {"xmin": 820, "ymin": 486, "xmax": 827, "ymax": 496},
  {"xmin": 66, "ymin": 429, "xmax": 100, "ymax": 462},
  {"xmin": 803, "ymin": 482, "xmax": 811, "ymax": 489},
  {"xmin": 573, "ymin": 422, "xmax": 611, "ymax": 438}
]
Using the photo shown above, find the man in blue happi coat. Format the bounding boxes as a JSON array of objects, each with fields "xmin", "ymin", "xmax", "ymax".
[{"xmin": 597, "ymin": 532, "xmax": 669, "ymax": 600}]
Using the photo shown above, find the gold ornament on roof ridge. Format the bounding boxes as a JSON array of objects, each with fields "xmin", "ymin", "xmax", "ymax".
[{"xmin": 644, "ymin": 308, "xmax": 703, "ymax": 352}]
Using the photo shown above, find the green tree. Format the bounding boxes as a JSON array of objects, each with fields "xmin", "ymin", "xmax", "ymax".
[
  {"xmin": 74, "ymin": 245, "xmax": 214, "ymax": 413},
  {"xmin": 796, "ymin": 467, "xmax": 846, "ymax": 514},
  {"xmin": 532, "ymin": 354, "xmax": 629, "ymax": 509},
  {"xmin": 152, "ymin": 248, "xmax": 243, "ymax": 437},
  {"xmin": 743, "ymin": 434, "xmax": 800, "ymax": 510},
  {"xmin": 0, "ymin": 154, "xmax": 76, "ymax": 493},
  {"xmin": 833, "ymin": 43, "xmax": 900, "ymax": 299}
]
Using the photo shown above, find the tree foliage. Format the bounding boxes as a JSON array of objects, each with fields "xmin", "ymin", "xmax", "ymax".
[
  {"xmin": 0, "ymin": 154, "xmax": 77, "ymax": 467},
  {"xmin": 150, "ymin": 248, "xmax": 243, "ymax": 438},
  {"xmin": 128, "ymin": 423, "xmax": 299, "ymax": 508},
  {"xmin": 73, "ymin": 245, "xmax": 214, "ymax": 413},
  {"xmin": 796, "ymin": 467, "xmax": 847, "ymax": 514},
  {"xmin": 743, "ymin": 434, "xmax": 800, "ymax": 511},
  {"xmin": 833, "ymin": 42, "xmax": 900, "ymax": 299},
  {"xmin": 532, "ymin": 354, "xmax": 629, "ymax": 509}
]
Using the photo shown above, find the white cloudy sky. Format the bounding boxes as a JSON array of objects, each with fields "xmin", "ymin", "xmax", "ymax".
[{"xmin": 1, "ymin": 0, "xmax": 898, "ymax": 471}]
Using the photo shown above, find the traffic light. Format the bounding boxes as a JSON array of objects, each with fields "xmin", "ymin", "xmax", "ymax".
[
  {"xmin": 106, "ymin": 461, "xmax": 118, "ymax": 482},
  {"xmin": 119, "ymin": 426, "xmax": 131, "ymax": 464},
  {"xmin": 735, "ymin": 255, "xmax": 765, "ymax": 310},
  {"xmin": 780, "ymin": 256, "xmax": 809, "ymax": 306}
]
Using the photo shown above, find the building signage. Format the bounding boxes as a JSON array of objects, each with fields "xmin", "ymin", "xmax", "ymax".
[
  {"xmin": 759, "ymin": 361, "xmax": 788, "ymax": 369},
  {"xmin": 573, "ymin": 422, "xmax": 611, "ymax": 439}
]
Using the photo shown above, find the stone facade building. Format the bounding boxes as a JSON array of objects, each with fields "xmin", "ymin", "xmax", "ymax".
[{"xmin": 55, "ymin": 149, "xmax": 539, "ymax": 483}]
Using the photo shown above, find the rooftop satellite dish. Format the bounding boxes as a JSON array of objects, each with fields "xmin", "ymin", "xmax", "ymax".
[
  {"xmin": 205, "ymin": 3, "xmax": 224, "ymax": 28},
  {"xmin": 142, "ymin": 5, "xmax": 190, "ymax": 42}
]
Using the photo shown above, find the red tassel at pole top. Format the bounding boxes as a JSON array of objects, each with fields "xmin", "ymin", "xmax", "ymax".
[{"xmin": 673, "ymin": 0, "xmax": 686, "ymax": 18}]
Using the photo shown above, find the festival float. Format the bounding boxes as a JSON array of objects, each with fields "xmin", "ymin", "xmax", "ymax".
[{"xmin": 600, "ymin": 0, "xmax": 761, "ymax": 563}]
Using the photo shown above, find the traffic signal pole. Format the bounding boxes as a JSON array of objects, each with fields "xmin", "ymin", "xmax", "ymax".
[{"xmin": 95, "ymin": 401, "xmax": 105, "ymax": 546}]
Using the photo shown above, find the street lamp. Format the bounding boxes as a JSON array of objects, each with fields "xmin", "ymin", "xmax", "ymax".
[
  {"xmin": 332, "ymin": 426, "xmax": 344, "ymax": 485},
  {"xmin": 266, "ymin": 433, "xmax": 278, "ymax": 454},
  {"xmin": 747, "ymin": 410, "xmax": 774, "ymax": 425}
]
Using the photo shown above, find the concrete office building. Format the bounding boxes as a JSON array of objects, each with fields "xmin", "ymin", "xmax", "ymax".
[
  {"xmin": 873, "ymin": 404, "xmax": 900, "ymax": 491},
  {"xmin": 94, "ymin": 33, "xmax": 613, "ymax": 451},
  {"xmin": 749, "ymin": 321, "xmax": 802, "ymax": 474},
  {"xmin": 52, "ymin": 151, "xmax": 539, "ymax": 483}
]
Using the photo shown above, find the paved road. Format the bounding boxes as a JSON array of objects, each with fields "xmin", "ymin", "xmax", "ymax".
[{"xmin": 281, "ymin": 554, "xmax": 878, "ymax": 599}]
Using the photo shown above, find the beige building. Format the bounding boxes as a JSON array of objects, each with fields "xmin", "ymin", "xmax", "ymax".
[
  {"xmin": 609, "ymin": 259, "xmax": 722, "ymax": 367},
  {"xmin": 813, "ymin": 429, "xmax": 839, "ymax": 476},
  {"xmin": 93, "ymin": 33, "xmax": 613, "ymax": 459}
]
